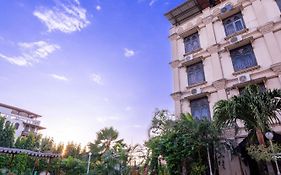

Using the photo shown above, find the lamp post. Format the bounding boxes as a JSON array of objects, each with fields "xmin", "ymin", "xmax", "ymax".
[
  {"xmin": 87, "ymin": 152, "xmax": 92, "ymax": 175},
  {"xmin": 265, "ymin": 132, "xmax": 281, "ymax": 175}
]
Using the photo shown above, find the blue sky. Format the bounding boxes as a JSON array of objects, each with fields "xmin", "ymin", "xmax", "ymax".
[{"xmin": 0, "ymin": 0, "xmax": 184, "ymax": 146}]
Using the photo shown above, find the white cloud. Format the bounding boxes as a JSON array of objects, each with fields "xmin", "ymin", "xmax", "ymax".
[
  {"xmin": 125, "ymin": 106, "xmax": 132, "ymax": 111},
  {"xmin": 96, "ymin": 5, "xmax": 101, "ymax": 11},
  {"xmin": 103, "ymin": 98, "xmax": 109, "ymax": 102},
  {"xmin": 0, "ymin": 41, "xmax": 60, "ymax": 66},
  {"xmin": 131, "ymin": 124, "xmax": 142, "ymax": 128},
  {"xmin": 50, "ymin": 74, "xmax": 69, "ymax": 81},
  {"xmin": 149, "ymin": 0, "xmax": 158, "ymax": 6},
  {"xmin": 96, "ymin": 116, "xmax": 121, "ymax": 123},
  {"xmin": 33, "ymin": 0, "xmax": 90, "ymax": 33},
  {"xmin": 124, "ymin": 48, "xmax": 135, "ymax": 58},
  {"xmin": 90, "ymin": 73, "xmax": 103, "ymax": 85}
]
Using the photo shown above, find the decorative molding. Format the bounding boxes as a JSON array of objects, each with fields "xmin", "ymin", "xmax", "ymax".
[
  {"xmin": 212, "ymin": 79, "xmax": 227, "ymax": 90},
  {"xmin": 212, "ymin": 8, "xmax": 220, "ymax": 16},
  {"xmin": 170, "ymin": 60, "xmax": 180, "ymax": 68},
  {"xmin": 207, "ymin": 44, "xmax": 220, "ymax": 54},
  {"xmin": 168, "ymin": 33, "xmax": 178, "ymax": 40},
  {"xmin": 171, "ymin": 91, "xmax": 182, "ymax": 101},
  {"xmin": 196, "ymin": 17, "xmax": 203, "ymax": 24},
  {"xmin": 270, "ymin": 62, "xmax": 281, "ymax": 74},
  {"xmin": 202, "ymin": 15, "xmax": 214, "ymax": 25},
  {"xmin": 258, "ymin": 22, "xmax": 274, "ymax": 34}
]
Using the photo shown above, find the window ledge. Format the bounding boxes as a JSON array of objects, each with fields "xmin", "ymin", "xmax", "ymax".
[
  {"xmin": 180, "ymin": 56, "xmax": 203, "ymax": 67},
  {"xmin": 224, "ymin": 28, "xmax": 249, "ymax": 40},
  {"xmin": 232, "ymin": 65, "xmax": 261, "ymax": 76},
  {"xmin": 186, "ymin": 81, "xmax": 207, "ymax": 89},
  {"xmin": 183, "ymin": 48, "xmax": 203, "ymax": 57}
]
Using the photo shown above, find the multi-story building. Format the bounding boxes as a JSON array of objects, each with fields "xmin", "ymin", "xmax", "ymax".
[
  {"xmin": 0, "ymin": 103, "xmax": 45, "ymax": 138},
  {"xmin": 165, "ymin": 0, "xmax": 281, "ymax": 174}
]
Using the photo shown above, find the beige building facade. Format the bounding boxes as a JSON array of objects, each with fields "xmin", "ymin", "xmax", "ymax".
[{"xmin": 166, "ymin": 0, "xmax": 281, "ymax": 174}]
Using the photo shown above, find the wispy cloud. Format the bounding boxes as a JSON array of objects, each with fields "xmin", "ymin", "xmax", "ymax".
[
  {"xmin": 96, "ymin": 116, "xmax": 121, "ymax": 124},
  {"xmin": 0, "ymin": 41, "xmax": 60, "ymax": 66},
  {"xmin": 90, "ymin": 73, "xmax": 103, "ymax": 85},
  {"xmin": 50, "ymin": 74, "xmax": 69, "ymax": 81},
  {"xmin": 103, "ymin": 98, "xmax": 109, "ymax": 102},
  {"xmin": 149, "ymin": 0, "xmax": 158, "ymax": 6},
  {"xmin": 138, "ymin": 0, "xmax": 159, "ymax": 6},
  {"xmin": 125, "ymin": 106, "xmax": 132, "ymax": 111},
  {"xmin": 33, "ymin": 0, "xmax": 90, "ymax": 33},
  {"xmin": 124, "ymin": 48, "xmax": 135, "ymax": 58},
  {"xmin": 96, "ymin": 5, "xmax": 101, "ymax": 11},
  {"xmin": 131, "ymin": 124, "xmax": 143, "ymax": 128}
]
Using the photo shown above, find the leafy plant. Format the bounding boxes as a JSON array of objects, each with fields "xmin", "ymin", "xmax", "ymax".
[{"xmin": 247, "ymin": 143, "xmax": 281, "ymax": 161}]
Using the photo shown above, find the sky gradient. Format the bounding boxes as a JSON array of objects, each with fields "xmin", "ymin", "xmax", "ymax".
[{"xmin": 0, "ymin": 0, "xmax": 185, "ymax": 146}]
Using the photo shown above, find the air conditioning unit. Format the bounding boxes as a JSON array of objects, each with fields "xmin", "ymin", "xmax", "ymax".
[
  {"xmin": 229, "ymin": 35, "xmax": 242, "ymax": 44},
  {"xmin": 183, "ymin": 54, "xmax": 193, "ymax": 61},
  {"xmin": 238, "ymin": 74, "xmax": 251, "ymax": 83},
  {"xmin": 191, "ymin": 88, "xmax": 202, "ymax": 95},
  {"xmin": 221, "ymin": 4, "xmax": 233, "ymax": 14}
]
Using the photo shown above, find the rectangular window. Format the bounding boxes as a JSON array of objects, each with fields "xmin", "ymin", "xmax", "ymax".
[
  {"xmin": 230, "ymin": 44, "xmax": 257, "ymax": 72},
  {"xmin": 187, "ymin": 62, "xmax": 205, "ymax": 86},
  {"xmin": 190, "ymin": 97, "xmax": 211, "ymax": 120},
  {"xmin": 239, "ymin": 83, "xmax": 266, "ymax": 95},
  {"xmin": 184, "ymin": 32, "xmax": 200, "ymax": 54},
  {"xmin": 277, "ymin": 0, "xmax": 281, "ymax": 11},
  {"xmin": 223, "ymin": 13, "xmax": 245, "ymax": 36}
]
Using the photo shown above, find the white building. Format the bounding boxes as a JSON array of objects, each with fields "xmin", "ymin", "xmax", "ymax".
[
  {"xmin": 165, "ymin": 0, "xmax": 281, "ymax": 174},
  {"xmin": 0, "ymin": 103, "xmax": 45, "ymax": 138}
]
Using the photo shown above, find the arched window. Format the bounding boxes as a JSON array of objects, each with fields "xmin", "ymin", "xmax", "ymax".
[
  {"xmin": 230, "ymin": 44, "xmax": 257, "ymax": 72},
  {"xmin": 184, "ymin": 32, "xmax": 200, "ymax": 53},
  {"xmin": 187, "ymin": 62, "xmax": 205, "ymax": 86},
  {"xmin": 15, "ymin": 123, "xmax": 19, "ymax": 130},
  {"xmin": 223, "ymin": 13, "xmax": 245, "ymax": 36},
  {"xmin": 190, "ymin": 97, "xmax": 211, "ymax": 120},
  {"xmin": 5, "ymin": 121, "xmax": 11, "ymax": 127}
]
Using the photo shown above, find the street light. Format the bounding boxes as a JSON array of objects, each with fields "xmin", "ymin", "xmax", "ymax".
[
  {"xmin": 265, "ymin": 131, "xmax": 281, "ymax": 175},
  {"xmin": 87, "ymin": 152, "xmax": 92, "ymax": 175}
]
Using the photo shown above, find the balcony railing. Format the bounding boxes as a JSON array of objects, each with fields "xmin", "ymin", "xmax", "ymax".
[{"xmin": 0, "ymin": 113, "xmax": 41, "ymax": 126}]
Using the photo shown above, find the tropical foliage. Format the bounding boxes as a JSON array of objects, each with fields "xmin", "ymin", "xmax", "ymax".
[
  {"xmin": 88, "ymin": 127, "xmax": 132, "ymax": 175},
  {"xmin": 146, "ymin": 110, "xmax": 220, "ymax": 175},
  {"xmin": 214, "ymin": 84, "xmax": 281, "ymax": 144}
]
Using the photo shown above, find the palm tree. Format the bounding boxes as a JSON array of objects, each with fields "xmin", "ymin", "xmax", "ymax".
[
  {"xmin": 89, "ymin": 127, "xmax": 129, "ymax": 174},
  {"xmin": 214, "ymin": 84, "xmax": 281, "ymax": 144}
]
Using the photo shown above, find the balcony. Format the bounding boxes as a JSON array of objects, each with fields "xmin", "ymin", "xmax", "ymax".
[{"xmin": 0, "ymin": 113, "xmax": 41, "ymax": 127}]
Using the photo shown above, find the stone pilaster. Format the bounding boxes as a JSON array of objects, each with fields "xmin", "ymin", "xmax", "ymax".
[{"xmin": 259, "ymin": 22, "xmax": 281, "ymax": 64}]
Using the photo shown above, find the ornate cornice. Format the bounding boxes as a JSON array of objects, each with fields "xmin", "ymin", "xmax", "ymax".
[
  {"xmin": 258, "ymin": 22, "xmax": 274, "ymax": 34},
  {"xmin": 171, "ymin": 91, "xmax": 182, "ymax": 101},
  {"xmin": 168, "ymin": 33, "xmax": 179, "ymax": 40},
  {"xmin": 270, "ymin": 62, "xmax": 281, "ymax": 74},
  {"xmin": 207, "ymin": 44, "xmax": 220, "ymax": 54},
  {"xmin": 202, "ymin": 15, "xmax": 214, "ymax": 25},
  {"xmin": 170, "ymin": 60, "xmax": 180, "ymax": 68},
  {"xmin": 212, "ymin": 79, "xmax": 227, "ymax": 90}
]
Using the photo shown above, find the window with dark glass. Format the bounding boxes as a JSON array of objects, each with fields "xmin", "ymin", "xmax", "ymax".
[
  {"xmin": 15, "ymin": 123, "xmax": 19, "ymax": 130},
  {"xmin": 230, "ymin": 44, "xmax": 257, "ymax": 72},
  {"xmin": 187, "ymin": 62, "xmax": 205, "ymax": 86},
  {"xmin": 5, "ymin": 121, "xmax": 10, "ymax": 127},
  {"xmin": 184, "ymin": 33, "xmax": 200, "ymax": 54},
  {"xmin": 223, "ymin": 13, "xmax": 245, "ymax": 36},
  {"xmin": 239, "ymin": 83, "xmax": 266, "ymax": 95},
  {"xmin": 190, "ymin": 97, "xmax": 211, "ymax": 120},
  {"xmin": 277, "ymin": 0, "xmax": 281, "ymax": 11}
]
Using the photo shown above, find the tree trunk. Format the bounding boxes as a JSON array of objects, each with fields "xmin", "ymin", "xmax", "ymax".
[
  {"xmin": 182, "ymin": 159, "xmax": 187, "ymax": 175},
  {"xmin": 256, "ymin": 129, "xmax": 265, "ymax": 145}
]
